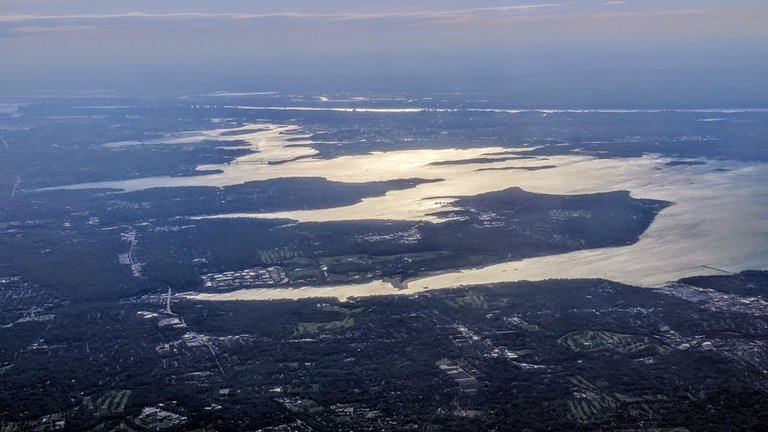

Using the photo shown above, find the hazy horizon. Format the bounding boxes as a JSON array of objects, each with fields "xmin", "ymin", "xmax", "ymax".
[{"xmin": 2, "ymin": 0, "xmax": 768, "ymax": 106}]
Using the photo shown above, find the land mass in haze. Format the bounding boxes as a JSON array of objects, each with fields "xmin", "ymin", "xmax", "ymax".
[
  {"xmin": 0, "ymin": 94, "xmax": 767, "ymax": 431},
  {"xmin": 2, "ymin": 0, "xmax": 768, "ymax": 429}
]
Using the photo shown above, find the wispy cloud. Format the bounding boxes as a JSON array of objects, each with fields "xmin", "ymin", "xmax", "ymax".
[
  {"xmin": 2, "ymin": 3, "xmax": 766, "ymax": 38},
  {"xmin": 0, "ymin": 4, "xmax": 567, "ymax": 37},
  {"xmin": 0, "ymin": 4, "xmax": 564, "ymax": 24},
  {"xmin": 12, "ymin": 25, "xmax": 97, "ymax": 35}
]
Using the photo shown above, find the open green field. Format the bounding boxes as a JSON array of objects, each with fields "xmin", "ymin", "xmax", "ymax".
[
  {"xmin": 79, "ymin": 390, "xmax": 132, "ymax": 415},
  {"xmin": 257, "ymin": 247, "xmax": 303, "ymax": 264},
  {"xmin": 319, "ymin": 251, "xmax": 450, "ymax": 270},
  {"xmin": 566, "ymin": 375, "xmax": 670, "ymax": 425},
  {"xmin": 296, "ymin": 316, "xmax": 355, "ymax": 336},
  {"xmin": 0, "ymin": 390, "xmax": 131, "ymax": 432},
  {"xmin": 566, "ymin": 376, "xmax": 617, "ymax": 423},
  {"xmin": 446, "ymin": 290, "xmax": 490, "ymax": 310},
  {"xmin": 559, "ymin": 330, "xmax": 667, "ymax": 354},
  {"xmin": 317, "ymin": 304, "xmax": 365, "ymax": 315}
]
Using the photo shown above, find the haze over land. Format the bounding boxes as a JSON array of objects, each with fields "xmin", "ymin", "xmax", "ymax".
[
  {"xmin": 2, "ymin": 0, "xmax": 768, "ymax": 106},
  {"xmin": 3, "ymin": 1, "xmax": 768, "ymax": 431}
]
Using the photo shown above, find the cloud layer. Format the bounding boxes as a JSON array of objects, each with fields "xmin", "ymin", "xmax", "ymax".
[
  {"xmin": 1, "ymin": 0, "xmax": 766, "ymax": 99},
  {"xmin": 1, "ymin": 1, "xmax": 766, "ymax": 34}
]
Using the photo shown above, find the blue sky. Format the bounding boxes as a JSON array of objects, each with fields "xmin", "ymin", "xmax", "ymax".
[{"xmin": 1, "ymin": 1, "xmax": 766, "ymax": 104}]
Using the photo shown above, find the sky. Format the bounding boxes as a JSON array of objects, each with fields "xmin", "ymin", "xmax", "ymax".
[{"xmin": 1, "ymin": 0, "xmax": 767, "ymax": 105}]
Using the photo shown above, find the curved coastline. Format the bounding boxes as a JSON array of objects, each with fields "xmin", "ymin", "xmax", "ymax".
[{"xmin": 38, "ymin": 122, "xmax": 768, "ymax": 301}]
